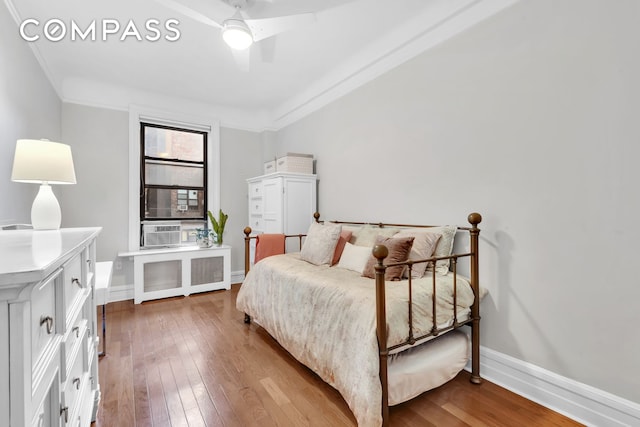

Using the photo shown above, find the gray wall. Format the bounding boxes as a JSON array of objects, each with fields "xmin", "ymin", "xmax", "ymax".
[
  {"xmin": 60, "ymin": 103, "xmax": 129, "ymax": 264},
  {"xmin": 220, "ymin": 126, "xmax": 263, "ymax": 270},
  {"xmin": 0, "ymin": 2, "xmax": 61, "ymax": 225},
  {"xmin": 59, "ymin": 103, "xmax": 263, "ymax": 279},
  {"xmin": 274, "ymin": 0, "xmax": 640, "ymax": 404}
]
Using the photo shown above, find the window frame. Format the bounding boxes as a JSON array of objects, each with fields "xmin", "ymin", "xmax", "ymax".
[
  {"xmin": 128, "ymin": 106, "xmax": 220, "ymax": 250},
  {"xmin": 139, "ymin": 122, "xmax": 208, "ymax": 222}
]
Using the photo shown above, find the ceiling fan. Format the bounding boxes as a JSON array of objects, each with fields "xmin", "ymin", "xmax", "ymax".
[{"xmin": 154, "ymin": 0, "xmax": 317, "ymax": 71}]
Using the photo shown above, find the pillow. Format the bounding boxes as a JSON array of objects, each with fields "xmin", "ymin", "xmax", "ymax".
[
  {"xmin": 336, "ymin": 242, "xmax": 372, "ymax": 274},
  {"xmin": 424, "ymin": 225, "xmax": 458, "ymax": 275},
  {"xmin": 331, "ymin": 230, "xmax": 353, "ymax": 265},
  {"xmin": 300, "ymin": 222, "xmax": 342, "ymax": 266},
  {"xmin": 351, "ymin": 224, "xmax": 399, "ymax": 247},
  {"xmin": 393, "ymin": 229, "xmax": 442, "ymax": 278},
  {"xmin": 362, "ymin": 235, "xmax": 415, "ymax": 281}
]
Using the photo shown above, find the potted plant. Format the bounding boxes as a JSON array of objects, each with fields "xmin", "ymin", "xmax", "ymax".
[{"xmin": 207, "ymin": 209, "xmax": 228, "ymax": 245}]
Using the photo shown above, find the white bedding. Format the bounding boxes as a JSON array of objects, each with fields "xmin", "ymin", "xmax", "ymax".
[{"xmin": 236, "ymin": 253, "xmax": 476, "ymax": 427}]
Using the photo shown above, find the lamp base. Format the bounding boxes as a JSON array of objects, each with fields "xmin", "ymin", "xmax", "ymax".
[{"xmin": 31, "ymin": 183, "xmax": 61, "ymax": 230}]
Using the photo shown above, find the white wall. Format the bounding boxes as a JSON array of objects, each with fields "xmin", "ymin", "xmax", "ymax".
[
  {"xmin": 59, "ymin": 103, "xmax": 263, "ymax": 283},
  {"xmin": 0, "ymin": 2, "xmax": 61, "ymax": 225},
  {"xmin": 275, "ymin": 0, "xmax": 640, "ymax": 404}
]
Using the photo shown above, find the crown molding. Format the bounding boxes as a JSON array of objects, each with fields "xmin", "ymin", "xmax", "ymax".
[
  {"xmin": 270, "ymin": 0, "xmax": 520, "ymax": 130},
  {"xmin": 4, "ymin": 0, "xmax": 62, "ymax": 100},
  {"xmin": 7, "ymin": 0, "xmax": 519, "ymax": 133},
  {"xmin": 61, "ymin": 77, "xmax": 272, "ymax": 132}
]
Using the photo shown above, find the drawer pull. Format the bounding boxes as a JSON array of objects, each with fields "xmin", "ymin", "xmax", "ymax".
[
  {"xmin": 72, "ymin": 277, "xmax": 82, "ymax": 288},
  {"xmin": 60, "ymin": 406, "xmax": 68, "ymax": 423},
  {"xmin": 73, "ymin": 377, "xmax": 81, "ymax": 390},
  {"xmin": 40, "ymin": 316, "xmax": 54, "ymax": 334},
  {"xmin": 72, "ymin": 326, "xmax": 80, "ymax": 338}
]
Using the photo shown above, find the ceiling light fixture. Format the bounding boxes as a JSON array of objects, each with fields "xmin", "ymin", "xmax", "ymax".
[{"xmin": 222, "ymin": 18, "xmax": 253, "ymax": 50}]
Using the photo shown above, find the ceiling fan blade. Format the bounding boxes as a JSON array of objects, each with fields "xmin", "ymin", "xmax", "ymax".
[
  {"xmin": 259, "ymin": 36, "xmax": 276, "ymax": 63},
  {"xmin": 245, "ymin": 13, "xmax": 316, "ymax": 42},
  {"xmin": 154, "ymin": 0, "xmax": 223, "ymax": 28},
  {"xmin": 231, "ymin": 47, "xmax": 251, "ymax": 72}
]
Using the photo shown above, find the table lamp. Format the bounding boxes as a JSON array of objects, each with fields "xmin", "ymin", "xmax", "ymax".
[{"xmin": 11, "ymin": 139, "xmax": 77, "ymax": 230}]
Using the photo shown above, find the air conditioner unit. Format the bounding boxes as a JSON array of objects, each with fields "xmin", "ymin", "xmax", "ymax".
[{"xmin": 143, "ymin": 222, "xmax": 181, "ymax": 247}]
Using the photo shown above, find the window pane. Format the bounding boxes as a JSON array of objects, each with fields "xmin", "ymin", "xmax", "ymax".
[
  {"xmin": 144, "ymin": 188, "xmax": 204, "ymax": 218},
  {"xmin": 144, "ymin": 126, "xmax": 204, "ymax": 161},
  {"xmin": 145, "ymin": 161, "xmax": 204, "ymax": 187}
]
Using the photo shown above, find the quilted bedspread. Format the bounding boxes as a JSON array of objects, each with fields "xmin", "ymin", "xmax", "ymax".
[{"xmin": 236, "ymin": 253, "xmax": 475, "ymax": 427}]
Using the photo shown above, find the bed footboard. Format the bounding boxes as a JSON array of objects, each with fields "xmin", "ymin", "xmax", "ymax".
[{"xmin": 373, "ymin": 212, "xmax": 482, "ymax": 427}]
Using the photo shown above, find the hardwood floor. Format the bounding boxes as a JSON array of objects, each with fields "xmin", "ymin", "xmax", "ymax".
[{"xmin": 94, "ymin": 284, "xmax": 583, "ymax": 427}]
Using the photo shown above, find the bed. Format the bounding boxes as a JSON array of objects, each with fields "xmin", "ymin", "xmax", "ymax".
[{"xmin": 237, "ymin": 213, "xmax": 482, "ymax": 427}]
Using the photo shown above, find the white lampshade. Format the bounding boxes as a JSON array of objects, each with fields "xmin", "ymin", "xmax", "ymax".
[
  {"xmin": 222, "ymin": 19, "xmax": 253, "ymax": 50},
  {"xmin": 11, "ymin": 139, "xmax": 77, "ymax": 184},
  {"xmin": 11, "ymin": 139, "xmax": 77, "ymax": 230}
]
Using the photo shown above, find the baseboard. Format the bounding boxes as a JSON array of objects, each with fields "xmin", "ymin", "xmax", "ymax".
[
  {"xmin": 108, "ymin": 284, "xmax": 134, "ymax": 302},
  {"xmin": 231, "ymin": 270, "xmax": 244, "ymax": 285},
  {"xmin": 467, "ymin": 346, "xmax": 640, "ymax": 426}
]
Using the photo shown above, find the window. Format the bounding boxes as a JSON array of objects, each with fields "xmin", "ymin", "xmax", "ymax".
[
  {"xmin": 128, "ymin": 107, "xmax": 220, "ymax": 251},
  {"xmin": 140, "ymin": 123, "xmax": 207, "ymax": 220}
]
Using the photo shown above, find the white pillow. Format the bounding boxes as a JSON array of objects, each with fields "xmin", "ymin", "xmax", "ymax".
[
  {"xmin": 336, "ymin": 242, "xmax": 372, "ymax": 274},
  {"xmin": 424, "ymin": 225, "xmax": 457, "ymax": 275},
  {"xmin": 300, "ymin": 222, "xmax": 342, "ymax": 265}
]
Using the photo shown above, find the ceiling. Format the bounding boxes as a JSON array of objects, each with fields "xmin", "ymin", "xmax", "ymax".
[{"xmin": 5, "ymin": 0, "xmax": 517, "ymax": 130}]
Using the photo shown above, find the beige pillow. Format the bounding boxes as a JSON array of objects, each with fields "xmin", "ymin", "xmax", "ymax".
[
  {"xmin": 336, "ymin": 242, "xmax": 372, "ymax": 274},
  {"xmin": 300, "ymin": 222, "xmax": 342, "ymax": 266},
  {"xmin": 362, "ymin": 235, "xmax": 414, "ymax": 281},
  {"xmin": 394, "ymin": 229, "xmax": 442, "ymax": 278},
  {"xmin": 424, "ymin": 225, "xmax": 457, "ymax": 275},
  {"xmin": 351, "ymin": 224, "xmax": 399, "ymax": 247}
]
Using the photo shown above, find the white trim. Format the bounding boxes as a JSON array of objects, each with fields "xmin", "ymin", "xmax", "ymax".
[
  {"xmin": 127, "ymin": 105, "xmax": 220, "ymax": 251},
  {"xmin": 466, "ymin": 346, "xmax": 640, "ymax": 427},
  {"xmin": 8, "ymin": 0, "xmax": 518, "ymax": 132},
  {"xmin": 271, "ymin": 0, "xmax": 519, "ymax": 129},
  {"xmin": 3, "ymin": 0, "xmax": 63, "ymax": 100},
  {"xmin": 231, "ymin": 270, "xmax": 244, "ymax": 285},
  {"xmin": 107, "ymin": 284, "xmax": 133, "ymax": 303}
]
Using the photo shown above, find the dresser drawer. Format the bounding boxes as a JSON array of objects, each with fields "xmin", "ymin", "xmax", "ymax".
[
  {"xmin": 31, "ymin": 272, "xmax": 59, "ymax": 368},
  {"xmin": 62, "ymin": 318, "xmax": 87, "ymax": 382},
  {"xmin": 249, "ymin": 216, "xmax": 264, "ymax": 231},
  {"xmin": 249, "ymin": 182, "xmax": 262, "ymax": 198},
  {"xmin": 61, "ymin": 329, "xmax": 88, "ymax": 426},
  {"xmin": 31, "ymin": 381, "xmax": 55, "ymax": 427},
  {"xmin": 250, "ymin": 199, "xmax": 263, "ymax": 215},
  {"xmin": 63, "ymin": 254, "xmax": 84, "ymax": 319}
]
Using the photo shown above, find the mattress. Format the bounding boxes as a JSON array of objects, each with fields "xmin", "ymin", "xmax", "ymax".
[{"xmin": 388, "ymin": 329, "xmax": 470, "ymax": 405}]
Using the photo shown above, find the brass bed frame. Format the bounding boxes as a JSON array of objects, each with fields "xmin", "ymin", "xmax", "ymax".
[{"xmin": 243, "ymin": 212, "xmax": 482, "ymax": 427}]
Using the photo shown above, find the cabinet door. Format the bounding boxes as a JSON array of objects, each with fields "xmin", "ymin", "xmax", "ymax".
[
  {"xmin": 283, "ymin": 178, "xmax": 316, "ymax": 235},
  {"xmin": 262, "ymin": 177, "xmax": 283, "ymax": 233}
]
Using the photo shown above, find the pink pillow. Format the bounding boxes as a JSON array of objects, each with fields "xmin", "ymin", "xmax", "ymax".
[{"xmin": 331, "ymin": 230, "xmax": 353, "ymax": 265}]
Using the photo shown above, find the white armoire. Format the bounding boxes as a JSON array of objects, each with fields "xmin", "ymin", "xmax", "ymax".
[{"xmin": 247, "ymin": 172, "xmax": 317, "ymax": 256}]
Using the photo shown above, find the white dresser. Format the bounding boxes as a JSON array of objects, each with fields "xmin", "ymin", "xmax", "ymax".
[
  {"xmin": 0, "ymin": 227, "xmax": 102, "ymax": 427},
  {"xmin": 247, "ymin": 172, "xmax": 317, "ymax": 256}
]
